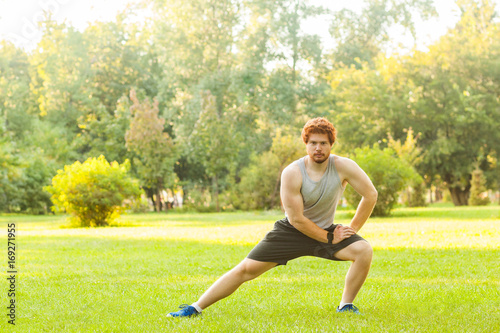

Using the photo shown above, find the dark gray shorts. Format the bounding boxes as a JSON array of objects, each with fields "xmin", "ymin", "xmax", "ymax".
[{"xmin": 247, "ymin": 218, "xmax": 366, "ymax": 266}]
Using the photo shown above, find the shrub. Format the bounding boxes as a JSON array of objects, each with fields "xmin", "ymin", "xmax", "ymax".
[
  {"xmin": 232, "ymin": 151, "xmax": 281, "ymax": 210},
  {"xmin": 344, "ymin": 145, "xmax": 417, "ymax": 216},
  {"xmin": 46, "ymin": 156, "xmax": 142, "ymax": 227},
  {"xmin": 407, "ymin": 180, "xmax": 427, "ymax": 207},
  {"xmin": 182, "ymin": 186, "xmax": 217, "ymax": 212},
  {"xmin": 18, "ymin": 157, "xmax": 54, "ymax": 214},
  {"xmin": 232, "ymin": 129, "xmax": 304, "ymax": 210},
  {"xmin": 468, "ymin": 168, "xmax": 490, "ymax": 206},
  {"xmin": 129, "ymin": 195, "xmax": 152, "ymax": 213}
]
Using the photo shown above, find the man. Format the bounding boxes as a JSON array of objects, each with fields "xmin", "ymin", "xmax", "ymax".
[{"xmin": 168, "ymin": 117, "xmax": 377, "ymax": 317}]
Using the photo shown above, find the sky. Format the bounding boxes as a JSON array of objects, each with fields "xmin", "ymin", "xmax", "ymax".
[{"xmin": 0, "ymin": 0, "xmax": 498, "ymax": 52}]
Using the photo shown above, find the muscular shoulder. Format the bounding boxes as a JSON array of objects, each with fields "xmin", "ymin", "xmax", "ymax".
[
  {"xmin": 333, "ymin": 155, "xmax": 361, "ymax": 182},
  {"xmin": 333, "ymin": 155, "xmax": 358, "ymax": 170},
  {"xmin": 281, "ymin": 161, "xmax": 302, "ymax": 190}
]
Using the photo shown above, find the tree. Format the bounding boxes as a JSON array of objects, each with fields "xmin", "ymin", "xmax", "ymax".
[
  {"xmin": 328, "ymin": 0, "xmax": 436, "ymax": 67},
  {"xmin": 29, "ymin": 18, "xmax": 91, "ymax": 134},
  {"xmin": 74, "ymin": 96, "xmax": 132, "ymax": 164},
  {"xmin": 46, "ymin": 156, "xmax": 141, "ymax": 227},
  {"xmin": 0, "ymin": 42, "xmax": 35, "ymax": 212},
  {"xmin": 328, "ymin": 0, "xmax": 500, "ymax": 206},
  {"xmin": 84, "ymin": 18, "xmax": 158, "ymax": 112},
  {"xmin": 0, "ymin": 41, "xmax": 35, "ymax": 139},
  {"xmin": 400, "ymin": 0, "xmax": 500, "ymax": 205},
  {"xmin": 187, "ymin": 90, "xmax": 242, "ymax": 211},
  {"xmin": 125, "ymin": 90, "xmax": 177, "ymax": 212},
  {"xmin": 149, "ymin": 0, "xmax": 329, "ymax": 199},
  {"xmin": 260, "ymin": 0, "xmax": 326, "ymax": 125},
  {"xmin": 0, "ymin": 134, "xmax": 22, "ymax": 212},
  {"xmin": 150, "ymin": 0, "xmax": 247, "ymax": 206},
  {"xmin": 327, "ymin": 60, "xmax": 397, "ymax": 150}
]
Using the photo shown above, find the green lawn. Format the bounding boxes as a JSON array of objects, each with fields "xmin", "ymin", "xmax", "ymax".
[{"xmin": 1, "ymin": 205, "xmax": 499, "ymax": 332}]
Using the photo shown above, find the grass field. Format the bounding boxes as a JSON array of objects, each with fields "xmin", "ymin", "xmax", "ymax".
[{"xmin": 1, "ymin": 205, "xmax": 499, "ymax": 332}]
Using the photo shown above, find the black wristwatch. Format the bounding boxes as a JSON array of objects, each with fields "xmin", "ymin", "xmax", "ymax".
[{"xmin": 327, "ymin": 231, "xmax": 334, "ymax": 244}]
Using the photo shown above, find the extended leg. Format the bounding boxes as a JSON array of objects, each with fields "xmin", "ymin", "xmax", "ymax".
[
  {"xmin": 196, "ymin": 258, "xmax": 277, "ymax": 310},
  {"xmin": 334, "ymin": 240, "xmax": 373, "ymax": 304}
]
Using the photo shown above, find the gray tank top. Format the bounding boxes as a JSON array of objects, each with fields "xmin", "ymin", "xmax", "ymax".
[{"xmin": 293, "ymin": 155, "xmax": 344, "ymax": 229}]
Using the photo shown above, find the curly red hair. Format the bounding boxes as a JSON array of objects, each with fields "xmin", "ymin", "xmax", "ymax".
[{"xmin": 301, "ymin": 117, "xmax": 337, "ymax": 145}]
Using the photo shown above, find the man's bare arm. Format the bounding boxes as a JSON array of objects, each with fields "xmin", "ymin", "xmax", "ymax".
[
  {"xmin": 337, "ymin": 158, "xmax": 378, "ymax": 232},
  {"xmin": 281, "ymin": 164, "xmax": 355, "ymax": 243}
]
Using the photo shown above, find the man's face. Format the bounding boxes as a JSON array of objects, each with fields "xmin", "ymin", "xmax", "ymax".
[{"xmin": 306, "ymin": 133, "xmax": 332, "ymax": 164}]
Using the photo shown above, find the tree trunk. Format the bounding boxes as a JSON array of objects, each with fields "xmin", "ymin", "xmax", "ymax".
[
  {"xmin": 172, "ymin": 188, "xmax": 178, "ymax": 208},
  {"xmin": 182, "ymin": 188, "xmax": 188, "ymax": 208},
  {"xmin": 145, "ymin": 187, "xmax": 156, "ymax": 211},
  {"xmin": 448, "ymin": 186, "xmax": 470, "ymax": 206},
  {"xmin": 213, "ymin": 175, "xmax": 220, "ymax": 212},
  {"xmin": 155, "ymin": 187, "xmax": 162, "ymax": 212}
]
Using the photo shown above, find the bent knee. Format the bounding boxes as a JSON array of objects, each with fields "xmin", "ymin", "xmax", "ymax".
[
  {"xmin": 356, "ymin": 241, "xmax": 373, "ymax": 261},
  {"xmin": 344, "ymin": 241, "xmax": 372, "ymax": 262},
  {"xmin": 335, "ymin": 240, "xmax": 373, "ymax": 262}
]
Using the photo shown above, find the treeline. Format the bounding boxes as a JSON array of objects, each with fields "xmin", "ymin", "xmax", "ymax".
[{"xmin": 0, "ymin": 0, "xmax": 499, "ymax": 215}]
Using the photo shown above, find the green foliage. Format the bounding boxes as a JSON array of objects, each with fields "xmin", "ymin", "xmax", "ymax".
[
  {"xmin": 46, "ymin": 155, "xmax": 141, "ymax": 227},
  {"xmin": 0, "ymin": 151, "xmax": 57, "ymax": 214},
  {"xmin": 0, "ymin": 136, "xmax": 22, "ymax": 212},
  {"xmin": 329, "ymin": 0, "xmax": 500, "ymax": 207},
  {"xmin": 407, "ymin": 181, "xmax": 427, "ymax": 208},
  {"xmin": 128, "ymin": 195, "xmax": 152, "ymax": 213},
  {"xmin": 16, "ymin": 157, "xmax": 55, "ymax": 214},
  {"xmin": 0, "ymin": 41, "xmax": 35, "ymax": 139},
  {"xmin": 182, "ymin": 186, "xmax": 217, "ymax": 213},
  {"xmin": 233, "ymin": 151, "xmax": 280, "ymax": 210},
  {"xmin": 3, "ymin": 0, "xmax": 500, "ymax": 215},
  {"xmin": 30, "ymin": 19, "xmax": 91, "ymax": 132},
  {"xmin": 74, "ymin": 98, "xmax": 131, "ymax": 164},
  {"xmin": 388, "ymin": 129, "xmax": 427, "ymax": 207},
  {"xmin": 125, "ymin": 90, "xmax": 177, "ymax": 211},
  {"xmin": 188, "ymin": 90, "xmax": 241, "ymax": 179},
  {"xmin": 233, "ymin": 129, "xmax": 304, "ymax": 210},
  {"xmin": 468, "ymin": 167, "xmax": 490, "ymax": 206},
  {"xmin": 402, "ymin": 4, "xmax": 500, "ymax": 205},
  {"xmin": 344, "ymin": 145, "xmax": 417, "ymax": 216},
  {"xmin": 328, "ymin": 60, "xmax": 395, "ymax": 149},
  {"xmin": 328, "ymin": 0, "xmax": 437, "ymax": 67},
  {"xmin": 152, "ymin": 0, "xmax": 329, "ymax": 209}
]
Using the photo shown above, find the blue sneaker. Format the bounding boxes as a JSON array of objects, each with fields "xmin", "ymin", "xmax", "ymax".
[
  {"xmin": 336, "ymin": 304, "xmax": 361, "ymax": 314},
  {"xmin": 167, "ymin": 304, "xmax": 201, "ymax": 318}
]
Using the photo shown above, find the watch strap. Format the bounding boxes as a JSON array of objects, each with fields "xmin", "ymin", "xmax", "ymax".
[{"xmin": 327, "ymin": 231, "xmax": 334, "ymax": 244}]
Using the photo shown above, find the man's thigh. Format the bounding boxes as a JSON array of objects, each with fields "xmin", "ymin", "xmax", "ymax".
[{"xmin": 233, "ymin": 258, "xmax": 278, "ymax": 280}]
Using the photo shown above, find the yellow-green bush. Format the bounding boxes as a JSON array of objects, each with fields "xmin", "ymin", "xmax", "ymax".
[{"xmin": 46, "ymin": 156, "xmax": 142, "ymax": 227}]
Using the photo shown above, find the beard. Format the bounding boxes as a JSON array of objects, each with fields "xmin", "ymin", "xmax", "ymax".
[{"xmin": 311, "ymin": 153, "xmax": 329, "ymax": 164}]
